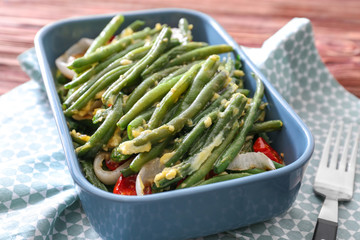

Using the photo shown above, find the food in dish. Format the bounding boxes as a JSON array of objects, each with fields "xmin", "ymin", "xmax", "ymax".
[{"xmin": 55, "ymin": 14, "xmax": 285, "ymax": 196}]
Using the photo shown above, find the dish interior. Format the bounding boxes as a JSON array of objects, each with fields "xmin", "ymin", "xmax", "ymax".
[{"xmin": 35, "ymin": 8, "xmax": 313, "ymax": 197}]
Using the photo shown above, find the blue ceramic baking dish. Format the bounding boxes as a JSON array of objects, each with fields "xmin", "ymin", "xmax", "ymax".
[{"xmin": 35, "ymin": 8, "xmax": 314, "ymax": 240}]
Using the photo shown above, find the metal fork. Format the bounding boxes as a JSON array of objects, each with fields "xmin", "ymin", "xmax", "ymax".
[{"xmin": 312, "ymin": 121, "xmax": 359, "ymax": 240}]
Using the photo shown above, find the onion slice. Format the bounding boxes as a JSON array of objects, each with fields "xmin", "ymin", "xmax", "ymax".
[
  {"xmin": 227, "ymin": 152, "xmax": 275, "ymax": 171},
  {"xmin": 136, "ymin": 158, "xmax": 165, "ymax": 196},
  {"xmin": 93, "ymin": 152, "xmax": 130, "ymax": 185},
  {"xmin": 55, "ymin": 38, "xmax": 93, "ymax": 79}
]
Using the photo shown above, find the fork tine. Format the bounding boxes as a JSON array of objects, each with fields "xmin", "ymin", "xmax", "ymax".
[
  {"xmin": 348, "ymin": 127, "xmax": 359, "ymax": 176},
  {"xmin": 329, "ymin": 121, "xmax": 344, "ymax": 169},
  {"xmin": 338, "ymin": 123, "xmax": 353, "ymax": 171},
  {"xmin": 319, "ymin": 121, "xmax": 335, "ymax": 169}
]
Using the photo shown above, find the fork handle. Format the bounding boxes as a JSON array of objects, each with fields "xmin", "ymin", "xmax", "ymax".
[{"xmin": 312, "ymin": 197, "xmax": 338, "ymax": 240}]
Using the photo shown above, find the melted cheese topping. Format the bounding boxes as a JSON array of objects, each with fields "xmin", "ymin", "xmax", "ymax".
[
  {"xmin": 120, "ymin": 59, "xmax": 133, "ymax": 65},
  {"xmin": 71, "ymin": 129, "xmax": 90, "ymax": 142},
  {"xmin": 229, "ymin": 82, "xmax": 239, "ymax": 92},
  {"xmin": 233, "ymin": 69, "xmax": 245, "ymax": 77},
  {"xmin": 119, "ymin": 141, "xmax": 151, "ymax": 155},
  {"xmin": 154, "ymin": 167, "xmax": 179, "ymax": 185},
  {"xmin": 131, "ymin": 126, "xmax": 144, "ymax": 138},
  {"xmin": 120, "ymin": 28, "xmax": 134, "ymax": 38},
  {"xmin": 165, "ymin": 169, "xmax": 177, "ymax": 180},
  {"xmin": 155, "ymin": 23, "xmax": 162, "ymax": 30},
  {"xmin": 160, "ymin": 151, "xmax": 176, "ymax": 165},
  {"xmin": 233, "ymin": 108, "xmax": 239, "ymax": 116},
  {"xmin": 209, "ymin": 55, "xmax": 219, "ymax": 61},
  {"xmin": 224, "ymin": 76, "xmax": 232, "ymax": 87},
  {"xmin": 204, "ymin": 116, "xmax": 212, "ymax": 128},
  {"xmin": 190, "ymin": 132, "xmax": 224, "ymax": 171},
  {"xmin": 168, "ymin": 125, "xmax": 175, "ymax": 132},
  {"xmin": 75, "ymin": 100, "xmax": 94, "ymax": 117},
  {"xmin": 95, "ymin": 90, "xmax": 105, "ymax": 99},
  {"xmin": 187, "ymin": 119, "xmax": 193, "ymax": 127},
  {"xmin": 221, "ymin": 99, "xmax": 228, "ymax": 106},
  {"xmin": 105, "ymin": 127, "xmax": 122, "ymax": 150},
  {"xmin": 211, "ymin": 93, "xmax": 220, "ymax": 101}
]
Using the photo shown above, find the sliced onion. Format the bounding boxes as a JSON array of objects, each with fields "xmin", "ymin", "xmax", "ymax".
[
  {"xmin": 136, "ymin": 158, "xmax": 165, "ymax": 196},
  {"xmin": 93, "ymin": 152, "xmax": 130, "ymax": 185},
  {"xmin": 55, "ymin": 38, "xmax": 93, "ymax": 79},
  {"xmin": 227, "ymin": 152, "xmax": 275, "ymax": 171}
]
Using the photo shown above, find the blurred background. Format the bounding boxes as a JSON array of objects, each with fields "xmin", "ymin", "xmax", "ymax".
[{"xmin": 1, "ymin": 0, "xmax": 359, "ymax": 97}]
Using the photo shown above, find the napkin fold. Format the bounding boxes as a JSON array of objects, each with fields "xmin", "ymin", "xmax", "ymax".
[{"xmin": 1, "ymin": 17, "xmax": 359, "ymax": 240}]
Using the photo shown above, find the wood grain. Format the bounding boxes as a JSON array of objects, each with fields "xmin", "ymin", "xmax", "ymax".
[{"xmin": 1, "ymin": 0, "xmax": 359, "ymax": 97}]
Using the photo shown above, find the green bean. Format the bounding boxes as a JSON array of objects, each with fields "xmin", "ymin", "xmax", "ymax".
[
  {"xmin": 63, "ymin": 79, "xmax": 97, "ymax": 110},
  {"xmin": 165, "ymin": 45, "xmax": 233, "ymax": 67},
  {"xmin": 197, "ymin": 173, "xmax": 252, "ymax": 186},
  {"xmin": 141, "ymin": 42, "xmax": 207, "ymax": 77},
  {"xmin": 102, "ymin": 44, "xmax": 152, "ymax": 75},
  {"xmin": 223, "ymin": 54, "xmax": 234, "ymax": 74},
  {"xmin": 63, "ymin": 43, "xmax": 148, "ymax": 108},
  {"xmin": 76, "ymin": 95, "xmax": 124, "ymax": 159},
  {"xmin": 250, "ymin": 120, "xmax": 283, "ymax": 134},
  {"xmin": 117, "ymin": 74, "xmax": 183, "ymax": 130},
  {"xmin": 189, "ymin": 91, "xmax": 247, "ymax": 153},
  {"xmin": 110, "ymin": 150, "xmax": 132, "ymax": 163},
  {"xmin": 166, "ymin": 70, "xmax": 227, "ymax": 124},
  {"xmin": 190, "ymin": 88, "xmax": 232, "ymax": 124},
  {"xmin": 92, "ymin": 110, "xmax": 105, "ymax": 125},
  {"xmin": 190, "ymin": 85, "xmax": 249, "ymax": 126},
  {"xmin": 109, "ymin": 134, "xmax": 132, "ymax": 162},
  {"xmin": 273, "ymin": 161, "xmax": 285, "ymax": 169},
  {"xmin": 147, "ymin": 63, "xmax": 202, "ymax": 129},
  {"xmin": 70, "ymin": 130, "xmax": 88, "ymax": 146},
  {"xmin": 206, "ymin": 93, "xmax": 246, "ymax": 145},
  {"xmin": 124, "ymin": 61, "xmax": 202, "ymax": 114},
  {"xmin": 239, "ymin": 137, "xmax": 254, "ymax": 153},
  {"xmin": 129, "ymin": 138, "xmax": 170, "ymax": 173},
  {"xmin": 214, "ymin": 75, "xmax": 264, "ymax": 174},
  {"xmin": 64, "ymin": 40, "xmax": 145, "ymax": 89},
  {"xmin": 120, "ymin": 166, "xmax": 137, "ymax": 177},
  {"xmin": 154, "ymin": 124, "xmax": 230, "ymax": 188},
  {"xmin": 116, "ymin": 70, "xmax": 228, "ymax": 155},
  {"xmin": 164, "ymin": 110, "xmax": 219, "ymax": 167},
  {"xmin": 127, "ymin": 100, "xmax": 183, "ymax": 170},
  {"xmin": 80, "ymin": 160, "xmax": 108, "ymax": 191},
  {"xmin": 175, "ymin": 55, "xmax": 220, "ymax": 115},
  {"xmin": 115, "ymin": 20, "xmax": 145, "ymax": 40},
  {"xmin": 178, "ymin": 18, "xmax": 192, "ymax": 43},
  {"xmin": 178, "ymin": 121, "xmax": 240, "ymax": 189},
  {"xmin": 127, "ymin": 108, "xmax": 155, "ymax": 140},
  {"xmin": 188, "ymin": 93, "xmax": 247, "ymax": 156},
  {"xmin": 156, "ymin": 93, "xmax": 247, "ymax": 188},
  {"xmin": 68, "ymin": 26, "xmax": 161, "ymax": 69},
  {"xmin": 124, "ymin": 65, "xmax": 181, "ymax": 112},
  {"xmin": 102, "ymin": 27, "xmax": 173, "ymax": 106},
  {"xmin": 143, "ymin": 70, "xmax": 227, "ymax": 145},
  {"xmin": 85, "ymin": 14, "xmax": 124, "ymax": 55},
  {"xmin": 238, "ymin": 168, "xmax": 266, "ymax": 174},
  {"xmin": 64, "ymin": 64, "xmax": 133, "ymax": 117}
]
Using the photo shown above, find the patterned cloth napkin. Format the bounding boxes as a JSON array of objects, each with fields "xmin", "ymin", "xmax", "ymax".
[{"xmin": 1, "ymin": 17, "xmax": 359, "ymax": 240}]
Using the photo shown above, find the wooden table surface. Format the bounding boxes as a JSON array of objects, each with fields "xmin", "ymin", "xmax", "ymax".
[{"xmin": 1, "ymin": 0, "xmax": 359, "ymax": 98}]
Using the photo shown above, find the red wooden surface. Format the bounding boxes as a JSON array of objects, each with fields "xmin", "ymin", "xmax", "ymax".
[{"xmin": 1, "ymin": 0, "xmax": 359, "ymax": 97}]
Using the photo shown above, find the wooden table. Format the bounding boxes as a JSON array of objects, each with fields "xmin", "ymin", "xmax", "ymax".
[{"xmin": 1, "ymin": 0, "xmax": 359, "ymax": 98}]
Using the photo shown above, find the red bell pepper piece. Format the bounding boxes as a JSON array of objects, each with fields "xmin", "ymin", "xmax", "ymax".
[
  {"xmin": 105, "ymin": 158, "xmax": 121, "ymax": 171},
  {"xmin": 113, "ymin": 174, "xmax": 152, "ymax": 195},
  {"xmin": 113, "ymin": 174, "xmax": 137, "ymax": 195},
  {"xmin": 253, "ymin": 137, "xmax": 284, "ymax": 164}
]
